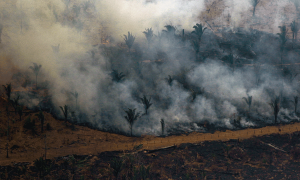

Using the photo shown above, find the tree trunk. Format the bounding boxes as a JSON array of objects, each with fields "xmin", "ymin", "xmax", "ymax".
[
  {"xmin": 6, "ymin": 106, "xmax": 9, "ymax": 158},
  {"xmin": 253, "ymin": 6, "xmax": 256, "ymax": 16},
  {"xmin": 36, "ymin": 75, "xmax": 38, "ymax": 90},
  {"xmin": 130, "ymin": 125, "xmax": 132, "ymax": 137}
]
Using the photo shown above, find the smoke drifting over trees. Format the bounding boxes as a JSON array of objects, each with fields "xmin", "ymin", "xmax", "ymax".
[{"xmin": 1, "ymin": 0, "xmax": 300, "ymax": 136}]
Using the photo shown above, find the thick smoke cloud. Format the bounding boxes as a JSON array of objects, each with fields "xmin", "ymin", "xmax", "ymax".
[{"xmin": 1, "ymin": 0, "xmax": 300, "ymax": 136}]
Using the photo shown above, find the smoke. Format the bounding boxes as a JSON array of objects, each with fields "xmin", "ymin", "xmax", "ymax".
[{"xmin": 1, "ymin": 0, "xmax": 300, "ymax": 136}]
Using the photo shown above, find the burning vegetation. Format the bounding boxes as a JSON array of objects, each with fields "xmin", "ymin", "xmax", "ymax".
[{"xmin": 1, "ymin": 0, "xmax": 300, "ymax": 138}]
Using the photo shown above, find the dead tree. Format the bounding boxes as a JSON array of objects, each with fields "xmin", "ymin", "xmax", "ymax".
[{"xmin": 251, "ymin": 0, "xmax": 260, "ymax": 16}]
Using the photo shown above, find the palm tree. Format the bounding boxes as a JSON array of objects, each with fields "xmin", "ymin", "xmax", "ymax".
[
  {"xmin": 140, "ymin": 95, "xmax": 152, "ymax": 115},
  {"xmin": 29, "ymin": 63, "xmax": 42, "ymax": 90},
  {"xmin": 278, "ymin": 25, "xmax": 287, "ymax": 64},
  {"xmin": 191, "ymin": 23, "xmax": 207, "ymax": 60},
  {"xmin": 124, "ymin": 108, "xmax": 140, "ymax": 136},
  {"xmin": 160, "ymin": 119, "xmax": 165, "ymax": 136},
  {"xmin": 2, "ymin": 83, "xmax": 12, "ymax": 101},
  {"xmin": 251, "ymin": 0, "xmax": 260, "ymax": 16},
  {"xmin": 277, "ymin": 26, "xmax": 288, "ymax": 103},
  {"xmin": 192, "ymin": 23, "xmax": 207, "ymax": 43},
  {"xmin": 123, "ymin": 32, "xmax": 135, "ymax": 53},
  {"xmin": 111, "ymin": 69, "xmax": 126, "ymax": 82},
  {"xmin": 70, "ymin": 91, "xmax": 79, "ymax": 109},
  {"xmin": 242, "ymin": 94, "xmax": 253, "ymax": 113},
  {"xmin": 59, "ymin": 105, "xmax": 68, "ymax": 123},
  {"xmin": 269, "ymin": 97, "xmax": 280, "ymax": 124},
  {"xmin": 36, "ymin": 111, "xmax": 45, "ymax": 133},
  {"xmin": 163, "ymin": 25, "xmax": 176, "ymax": 36},
  {"xmin": 290, "ymin": 20, "xmax": 299, "ymax": 48},
  {"xmin": 143, "ymin": 28, "xmax": 154, "ymax": 48}
]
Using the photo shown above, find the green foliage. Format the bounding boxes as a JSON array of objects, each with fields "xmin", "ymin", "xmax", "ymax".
[
  {"xmin": 161, "ymin": 119, "xmax": 165, "ymax": 136},
  {"xmin": 23, "ymin": 117, "xmax": 36, "ymax": 134},
  {"xmin": 140, "ymin": 95, "xmax": 152, "ymax": 115},
  {"xmin": 124, "ymin": 108, "xmax": 140, "ymax": 136},
  {"xmin": 35, "ymin": 111, "xmax": 45, "ymax": 133},
  {"xmin": 269, "ymin": 96, "xmax": 280, "ymax": 124},
  {"xmin": 143, "ymin": 28, "xmax": 154, "ymax": 46},
  {"xmin": 124, "ymin": 31, "xmax": 135, "ymax": 51},
  {"xmin": 29, "ymin": 63, "xmax": 42, "ymax": 90},
  {"xmin": 111, "ymin": 69, "xmax": 126, "ymax": 82},
  {"xmin": 2, "ymin": 83, "xmax": 12, "ymax": 101},
  {"xmin": 110, "ymin": 158, "xmax": 123, "ymax": 179}
]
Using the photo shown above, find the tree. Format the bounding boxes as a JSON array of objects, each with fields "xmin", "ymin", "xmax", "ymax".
[
  {"xmin": 6, "ymin": 106, "xmax": 9, "ymax": 158},
  {"xmin": 59, "ymin": 105, "xmax": 68, "ymax": 123},
  {"xmin": 293, "ymin": 96, "xmax": 298, "ymax": 114},
  {"xmin": 250, "ymin": 0, "xmax": 260, "ymax": 16},
  {"xmin": 123, "ymin": 32, "xmax": 135, "ymax": 53},
  {"xmin": 166, "ymin": 75, "xmax": 173, "ymax": 86},
  {"xmin": 29, "ymin": 63, "xmax": 42, "ymax": 90},
  {"xmin": 16, "ymin": 106, "xmax": 23, "ymax": 121},
  {"xmin": 2, "ymin": 83, "xmax": 12, "ymax": 101},
  {"xmin": 10, "ymin": 95, "xmax": 20, "ymax": 114},
  {"xmin": 124, "ymin": 108, "xmax": 140, "ymax": 136},
  {"xmin": 191, "ymin": 23, "xmax": 207, "ymax": 60},
  {"xmin": 192, "ymin": 23, "xmax": 207, "ymax": 43},
  {"xmin": 36, "ymin": 111, "xmax": 45, "ymax": 133},
  {"xmin": 269, "ymin": 97, "xmax": 280, "ymax": 124},
  {"xmin": 161, "ymin": 119, "xmax": 165, "ymax": 136},
  {"xmin": 278, "ymin": 25, "xmax": 288, "ymax": 65},
  {"xmin": 290, "ymin": 20, "xmax": 299, "ymax": 47},
  {"xmin": 242, "ymin": 94, "xmax": 253, "ymax": 113},
  {"xmin": 140, "ymin": 95, "xmax": 152, "ymax": 115},
  {"xmin": 143, "ymin": 28, "xmax": 154, "ymax": 48},
  {"xmin": 163, "ymin": 25, "xmax": 176, "ymax": 36},
  {"xmin": 70, "ymin": 91, "xmax": 79, "ymax": 109},
  {"xmin": 111, "ymin": 69, "xmax": 126, "ymax": 82}
]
